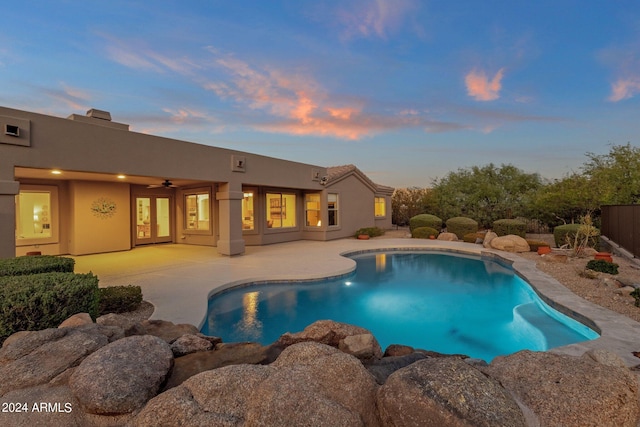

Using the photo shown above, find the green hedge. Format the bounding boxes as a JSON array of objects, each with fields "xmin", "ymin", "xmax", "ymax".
[
  {"xmin": 409, "ymin": 214, "xmax": 442, "ymax": 232},
  {"xmin": 493, "ymin": 219, "xmax": 527, "ymax": 238},
  {"xmin": 99, "ymin": 285, "xmax": 143, "ymax": 315},
  {"xmin": 0, "ymin": 272, "xmax": 99, "ymax": 342},
  {"xmin": 554, "ymin": 224, "xmax": 600, "ymax": 248},
  {"xmin": 0, "ymin": 255, "xmax": 75, "ymax": 277},
  {"xmin": 355, "ymin": 227, "xmax": 385, "ymax": 238},
  {"xmin": 412, "ymin": 227, "xmax": 439, "ymax": 239},
  {"xmin": 446, "ymin": 217, "xmax": 478, "ymax": 239}
]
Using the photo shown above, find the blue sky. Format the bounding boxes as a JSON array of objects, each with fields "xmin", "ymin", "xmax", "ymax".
[{"xmin": 2, "ymin": 1, "xmax": 640, "ymax": 187}]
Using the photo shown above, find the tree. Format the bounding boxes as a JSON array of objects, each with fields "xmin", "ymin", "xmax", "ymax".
[
  {"xmin": 427, "ymin": 164, "xmax": 543, "ymax": 228},
  {"xmin": 391, "ymin": 187, "xmax": 430, "ymax": 226},
  {"xmin": 531, "ymin": 173, "xmax": 599, "ymax": 227},
  {"xmin": 582, "ymin": 143, "xmax": 640, "ymax": 205}
]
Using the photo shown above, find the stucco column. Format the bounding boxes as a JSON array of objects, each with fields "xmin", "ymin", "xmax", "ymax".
[
  {"xmin": 216, "ymin": 183, "xmax": 245, "ymax": 256},
  {"xmin": 0, "ymin": 180, "xmax": 20, "ymax": 259}
]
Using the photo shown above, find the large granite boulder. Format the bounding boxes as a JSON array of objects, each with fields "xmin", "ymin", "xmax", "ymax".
[
  {"xmin": 170, "ymin": 333, "xmax": 216, "ymax": 357},
  {"xmin": 0, "ymin": 328, "xmax": 109, "ymax": 396},
  {"xmin": 133, "ymin": 341, "xmax": 380, "ymax": 426},
  {"xmin": 58, "ymin": 312, "xmax": 93, "ymax": 328},
  {"xmin": 276, "ymin": 320, "xmax": 383, "ymax": 360},
  {"xmin": 69, "ymin": 335, "xmax": 174, "ymax": 415},
  {"xmin": 140, "ymin": 319, "xmax": 199, "ymax": 343},
  {"xmin": 164, "ymin": 342, "xmax": 276, "ymax": 390},
  {"xmin": 483, "ymin": 231, "xmax": 498, "ymax": 248},
  {"xmin": 490, "ymin": 234, "xmax": 530, "ymax": 252},
  {"xmin": 437, "ymin": 232, "xmax": 458, "ymax": 241},
  {"xmin": 484, "ymin": 350, "xmax": 640, "ymax": 427},
  {"xmin": 97, "ymin": 312, "xmax": 147, "ymax": 336},
  {"xmin": 377, "ymin": 357, "xmax": 526, "ymax": 427}
]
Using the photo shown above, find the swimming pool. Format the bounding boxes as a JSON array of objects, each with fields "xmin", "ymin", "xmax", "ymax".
[{"xmin": 201, "ymin": 250, "xmax": 599, "ymax": 361}]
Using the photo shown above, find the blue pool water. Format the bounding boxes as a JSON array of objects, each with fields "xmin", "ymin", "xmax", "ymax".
[{"xmin": 201, "ymin": 251, "xmax": 599, "ymax": 361}]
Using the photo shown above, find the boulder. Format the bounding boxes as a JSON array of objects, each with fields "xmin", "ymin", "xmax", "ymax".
[
  {"xmin": 338, "ymin": 333, "xmax": 383, "ymax": 361},
  {"xmin": 490, "ymin": 235, "xmax": 530, "ymax": 252},
  {"xmin": 367, "ymin": 352, "xmax": 428, "ymax": 384},
  {"xmin": 0, "ymin": 328, "xmax": 109, "ymax": 396},
  {"xmin": 134, "ymin": 342, "xmax": 380, "ymax": 426},
  {"xmin": 377, "ymin": 357, "xmax": 526, "ymax": 427},
  {"xmin": 140, "ymin": 319, "xmax": 199, "ymax": 343},
  {"xmin": 484, "ymin": 350, "xmax": 640, "ymax": 427},
  {"xmin": 69, "ymin": 335, "xmax": 174, "ymax": 415},
  {"xmin": 249, "ymin": 342, "xmax": 380, "ymax": 426},
  {"xmin": 276, "ymin": 320, "xmax": 382, "ymax": 359},
  {"xmin": 58, "ymin": 312, "xmax": 93, "ymax": 328},
  {"xmin": 133, "ymin": 365, "xmax": 273, "ymax": 426},
  {"xmin": 97, "ymin": 312, "xmax": 147, "ymax": 336},
  {"xmin": 163, "ymin": 342, "xmax": 276, "ymax": 390},
  {"xmin": 383, "ymin": 344, "xmax": 414, "ymax": 357},
  {"xmin": 170, "ymin": 333, "xmax": 215, "ymax": 357},
  {"xmin": 483, "ymin": 231, "xmax": 498, "ymax": 248},
  {"xmin": 437, "ymin": 232, "xmax": 458, "ymax": 241}
]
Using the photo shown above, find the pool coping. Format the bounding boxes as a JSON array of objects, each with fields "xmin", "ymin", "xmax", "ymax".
[{"xmin": 202, "ymin": 244, "xmax": 640, "ymax": 366}]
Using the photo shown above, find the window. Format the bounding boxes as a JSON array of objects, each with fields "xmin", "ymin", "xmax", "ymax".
[
  {"xmin": 184, "ymin": 191, "xmax": 210, "ymax": 230},
  {"xmin": 242, "ymin": 191, "xmax": 255, "ymax": 230},
  {"xmin": 328, "ymin": 193, "xmax": 339, "ymax": 226},
  {"xmin": 374, "ymin": 197, "xmax": 386, "ymax": 217},
  {"xmin": 16, "ymin": 186, "xmax": 58, "ymax": 245},
  {"xmin": 266, "ymin": 193, "xmax": 296, "ymax": 228},
  {"xmin": 305, "ymin": 193, "xmax": 321, "ymax": 227}
]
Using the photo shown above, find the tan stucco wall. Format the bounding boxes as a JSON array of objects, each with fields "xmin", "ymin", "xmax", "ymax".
[{"xmin": 68, "ymin": 181, "xmax": 131, "ymax": 255}]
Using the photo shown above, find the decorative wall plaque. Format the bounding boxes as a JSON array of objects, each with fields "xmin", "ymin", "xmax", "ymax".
[{"xmin": 91, "ymin": 197, "xmax": 117, "ymax": 219}]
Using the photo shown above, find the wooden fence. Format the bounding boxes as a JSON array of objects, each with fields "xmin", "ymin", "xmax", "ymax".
[{"xmin": 601, "ymin": 205, "xmax": 640, "ymax": 258}]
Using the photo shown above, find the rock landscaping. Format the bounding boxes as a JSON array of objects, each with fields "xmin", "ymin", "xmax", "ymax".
[{"xmin": 1, "ymin": 316, "xmax": 639, "ymax": 426}]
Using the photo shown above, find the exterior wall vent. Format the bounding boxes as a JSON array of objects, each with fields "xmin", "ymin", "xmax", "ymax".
[
  {"xmin": 86, "ymin": 109, "xmax": 112, "ymax": 121},
  {"xmin": 4, "ymin": 124, "xmax": 19, "ymax": 137}
]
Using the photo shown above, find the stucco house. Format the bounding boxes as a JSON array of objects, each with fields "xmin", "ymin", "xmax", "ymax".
[{"xmin": 0, "ymin": 106, "xmax": 393, "ymax": 259}]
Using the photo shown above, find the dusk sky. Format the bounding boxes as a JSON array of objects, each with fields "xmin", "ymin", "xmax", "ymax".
[{"xmin": 2, "ymin": 1, "xmax": 640, "ymax": 188}]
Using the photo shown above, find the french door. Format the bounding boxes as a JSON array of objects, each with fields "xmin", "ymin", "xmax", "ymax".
[{"xmin": 134, "ymin": 196, "xmax": 173, "ymax": 245}]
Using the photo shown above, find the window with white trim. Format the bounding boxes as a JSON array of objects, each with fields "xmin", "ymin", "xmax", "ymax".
[
  {"xmin": 328, "ymin": 193, "xmax": 339, "ymax": 226},
  {"xmin": 305, "ymin": 193, "xmax": 321, "ymax": 227},
  {"xmin": 266, "ymin": 192, "xmax": 296, "ymax": 228},
  {"xmin": 16, "ymin": 186, "xmax": 59, "ymax": 245},
  {"xmin": 184, "ymin": 191, "xmax": 210, "ymax": 231}
]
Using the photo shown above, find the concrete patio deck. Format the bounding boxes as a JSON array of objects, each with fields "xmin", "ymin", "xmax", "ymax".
[{"xmin": 72, "ymin": 238, "xmax": 640, "ymax": 366}]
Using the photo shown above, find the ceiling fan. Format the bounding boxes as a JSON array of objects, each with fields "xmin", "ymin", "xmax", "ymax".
[{"xmin": 147, "ymin": 179, "xmax": 178, "ymax": 189}]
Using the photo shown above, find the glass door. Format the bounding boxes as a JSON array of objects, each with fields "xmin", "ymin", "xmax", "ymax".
[{"xmin": 135, "ymin": 196, "xmax": 173, "ymax": 245}]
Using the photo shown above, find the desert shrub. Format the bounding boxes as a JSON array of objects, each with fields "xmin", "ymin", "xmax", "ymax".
[
  {"xmin": 463, "ymin": 232, "xmax": 486, "ymax": 243},
  {"xmin": 412, "ymin": 227, "xmax": 439, "ymax": 239},
  {"xmin": 98, "ymin": 285, "xmax": 143, "ymax": 315},
  {"xmin": 526, "ymin": 239, "xmax": 551, "ymax": 251},
  {"xmin": 630, "ymin": 288, "xmax": 640, "ymax": 307},
  {"xmin": 354, "ymin": 227, "xmax": 385, "ymax": 238},
  {"xmin": 586, "ymin": 259, "xmax": 619, "ymax": 275},
  {"xmin": 446, "ymin": 217, "xmax": 478, "ymax": 239},
  {"xmin": 554, "ymin": 224, "xmax": 600, "ymax": 249},
  {"xmin": 409, "ymin": 214, "xmax": 442, "ymax": 232},
  {"xmin": 493, "ymin": 219, "xmax": 527, "ymax": 238},
  {"xmin": 0, "ymin": 272, "xmax": 99, "ymax": 343},
  {"xmin": 0, "ymin": 255, "xmax": 75, "ymax": 276}
]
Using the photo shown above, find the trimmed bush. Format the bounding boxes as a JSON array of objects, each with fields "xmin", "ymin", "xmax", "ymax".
[
  {"xmin": 463, "ymin": 232, "xmax": 486, "ymax": 244},
  {"xmin": 0, "ymin": 272, "xmax": 99, "ymax": 342},
  {"xmin": 586, "ymin": 259, "xmax": 619, "ymax": 275},
  {"xmin": 493, "ymin": 219, "xmax": 527, "ymax": 238},
  {"xmin": 409, "ymin": 214, "xmax": 442, "ymax": 232},
  {"xmin": 630, "ymin": 288, "xmax": 640, "ymax": 307},
  {"xmin": 0, "ymin": 255, "xmax": 75, "ymax": 277},
  {"xmin": 412, "ymin": 227, "xmax": 439, "ymax": 239},
  {"xmin": 446, "ymin": 217, "xmax": 478, "ymax": 239},
  {"xmin": 354, "ymin": 227, "xmax": 385, "ymax": 238},
  {"xmin": 554, "ymin": 224, "xmax": 600, "ymax": 249},
  {"xmin": 98, "ymin": 285, "xmax": 143, "ymax": 315}
]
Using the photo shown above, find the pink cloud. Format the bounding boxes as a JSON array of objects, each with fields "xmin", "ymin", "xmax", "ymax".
[
  {"xmin": 608, "ymin": 78, "xmax": 640, "ymax": 102},
  {"xmin": 465, "ymin": 68, "xmax": 505, "ymax": 101}
]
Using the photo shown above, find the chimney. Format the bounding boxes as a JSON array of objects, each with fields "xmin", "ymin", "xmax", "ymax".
[{"xmin": 86, "ymin": 109, "xmax": 112, "ymax": 121}]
